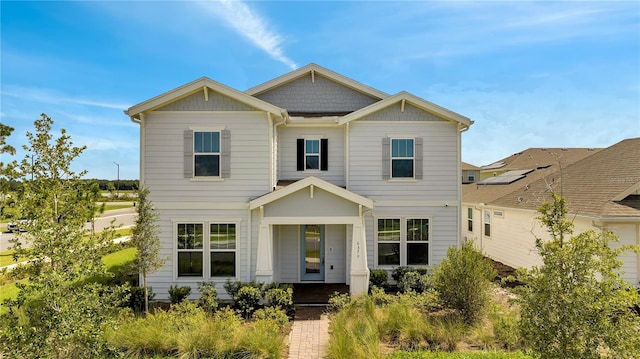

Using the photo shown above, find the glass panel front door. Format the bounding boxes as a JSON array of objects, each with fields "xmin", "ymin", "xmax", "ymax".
[{"xmin": 300, "ymin": 225, "xmax": 324, "ymax": 281}]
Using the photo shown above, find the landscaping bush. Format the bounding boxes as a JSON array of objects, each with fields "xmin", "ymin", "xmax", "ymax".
[
  {"xmin": 327, "ymin": 296, "xmax": 381, "ymax": 359},
  {"xmin": 369, "ymin": 269, "xmax": 389, "ymax": 288},
  {"xmin": 128, "ymin": 285, "xmax": 155, "ymax": 313},
  {"xmin": 328, "ymin": 291, "xmax": 352, "ymax": 312},
  {"xmin": 264, "ymin": 286, "xmax": 293, "ymax": 313},
  {"xmin": 398, "ymin": 271, "xmax": 433, "ymax": 293},
  {"xmin": 168, "ymin": 285, "xmax": 191, "ymax": 304},
  {"xmin": 387, "ymin": 351, "xmax": 534, "ymax": 359},
  {"xmin": 223, "ymin": 279, "xmax": 263, "ymax": 298},
  {"xmin": 392, "ymin": 266, "xmax": 429, "ymax": 282},
  {"xmin": 197, "ymin": 281, "xmax": 218, "ymax": 314},
  {"xmin": 234, "ymin": 285, "xmax": 262, "ymax": 318},
  {"xmin": 253, "ymin": 306, "xmax": 290, "ymax": 329},
  {"xmin": 433, "ymin": 241, "xmax": 496, "ymax": 324}
]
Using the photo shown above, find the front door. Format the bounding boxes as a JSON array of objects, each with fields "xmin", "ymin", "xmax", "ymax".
[{"xmin": 300, "ymin": 224, "xmax": 325, "ymax": 281}]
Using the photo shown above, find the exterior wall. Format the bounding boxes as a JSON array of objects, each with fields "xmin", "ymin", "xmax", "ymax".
[
  {"xmin": 146, "ymin": 208, "xmax": 250, "ymax": 301},
  {"xmin": 255, "ymin": 73, "xmax": 379, "ymax": 113},
  {"xmin": 361, "ymin": 103, "xmax": 442, "ymax": 122},
  {"xmin": 144, "ymin": 111, "xmax": 271, "ymax": 203},
  {"xmin": 275, "ymin": 225, "xmax": 299, "ymax": 283},
  {"xmin": 264, "ymin": 188, "xmax": 358, "ymax": 218},
  {"xmin": 472, "ymin": 205, "xmax": 640, "ymax": 285},
  {"xmin": 348, "ymin": 121, "xmax": 459, "ymax": 201},
  {"xmin": 278, "ymin": 126, "xmax": 345, "ymax": 186},
  {"xmin": 325, "ymin": 224, "xmax": 347, "ymax": 283}
]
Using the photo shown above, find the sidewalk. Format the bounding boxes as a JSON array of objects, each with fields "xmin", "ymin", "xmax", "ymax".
[{"xmin": 288, "ymin": 306, "xmax": 331, "ymax": 359}]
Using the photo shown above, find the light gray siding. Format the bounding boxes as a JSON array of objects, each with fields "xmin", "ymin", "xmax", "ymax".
[
  {"xmin": 325, "ymin": 224, "xmax": 347, "ymax": 283},
  {"xmin": 362, "ymin": 103, "xmax": 443, "ymax": 122},
  {"xmin": 255, "ymin": 73, "xmax": 379, "ymax": 113},
  {"xmin": 278, "ymin": 126, "xmax": 345, "ymax": 186},
  {"xmin": 157, "ymin": 90, "xmax": 256, "ymax": 111},
  {"xmin": 276, "ymin": 225, "xmax": 299, "ymax": 283},
  {"xmin": 348, "ymin": 121, "xmax": 459, "ymax": 200},
  {"xmin": 264, "ymin": 187, "xmax": 359, "ymax": 218},
  {"xmin": 144, "ymin": 112, "xmax": 271, "ymax": 203}
]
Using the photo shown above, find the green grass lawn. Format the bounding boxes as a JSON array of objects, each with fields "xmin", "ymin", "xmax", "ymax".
[
  {"xmin": 102, "ymin": 203, "xmax": 135, "ymax": 211},
  {"xmin": 0, "ymin": 249, "xmax": 22, "ymax": 267}
]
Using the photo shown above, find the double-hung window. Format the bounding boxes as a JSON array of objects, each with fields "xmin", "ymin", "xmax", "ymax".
[
  {"xmin": 391, "ymin": 138, "xmax": 414, "ymax": 178},
  {"xmin": 210, "ymin": 223, "xmax": 236, "ymax": 277},
  {"xmin": 484, "ymin": 210, "xmax": 491, "ymax": 237},
  {"xmin": 177, "ymin": 223, "xmax": 204, "ymax": 276},
  {"xmin": 467, "ymin": 208, "xmax": 473, "ymax": 232},
  {"xmin": 377, "ymin": 219, "xmax": 400, "ymax": 265},
  {"xmin": 194, "ymin": 131, "xmax": 220, "ymax": 176},
  {"xmin": 377, "ymin": 217, "xmax": 430, "ymax": 267},
  {"xmin": 305, "ymin": 139, "xmax": 320, "ymax": 170}
]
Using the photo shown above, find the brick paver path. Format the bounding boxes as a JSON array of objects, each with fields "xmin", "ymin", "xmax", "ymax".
[{"xmin": 288, "ymin": 313, "xmax": 330, "ymax": 359}]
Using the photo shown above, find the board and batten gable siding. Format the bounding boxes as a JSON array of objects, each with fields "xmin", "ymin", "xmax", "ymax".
[
  {"xmin": 278, "ymin": 126, "xmax": 345, "ymax": 186},
  {"xmin": 255, "ymin": 73, "xmax": 379, "ymax": 113},
  {"xmin": 146, "ymin": 208, "xmax": 250, "ymax": 301},
  {"xmin": 144, "ymin": 112, "xmax": 271, "ymax": 203},
  {"xmin": 156, "ymin": 90, "xmax": 257, "ymax": 111},
  {"xmin": 348, "ymin": 121, "xmax": 459, "ymax": 200}
]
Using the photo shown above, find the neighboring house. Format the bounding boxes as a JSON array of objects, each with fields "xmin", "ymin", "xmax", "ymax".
[
  {"xmin": 461, "ymin": 162, "xmax": 480, "ymax": 184},
  {"xmin": 463, "ymin": 139, "xmax": 640, "ymax": 285},
  {"xmin": 126, "ymin": 64, "xmax": 473, "ymax": 300}
]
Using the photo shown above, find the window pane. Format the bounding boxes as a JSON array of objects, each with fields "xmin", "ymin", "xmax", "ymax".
[
  {"xmin": 485, "ymin": 223, "xmax": 491, "ymax": 237},
  {"xmin": 211, "ymin": 252, "xmax": 235, "ymax": 277},
  {"xmin": 377, "ymin": 219, "xmax": 400, "ymax": 241},
  {"xmin": 177, "ymin": 224, "xmax": 203, "ymax": 249},
  {"xmin": 407, "ymin": 219, "xmax": 428, "ymax": 241},
  {"xmin": 392, "ymin": 159, "xmax": 414, "ymax": 178},
  {"xmin": 210, "ymin": 224, "xmax": 236, "ymax": 250},
  {"xmin": 178, "ymin": 252, "xmax": 203, "ymax": 276},
  {"xmin": 306, "ymin": 155, "xmax": 319, "ymax": 170},
  {"xmin": 392, "ymin": 139, "xmax": 414, "ymax": 157},
  {"xmin": 194, "ymin": 132, "xmax": 219, "ymax": 153},
  {"xmin": 195, "ymin": 155, "xmax": 220, "ymax": 176},
  {"xmin": 378, "ymin": 243, "xmax": 400, "ymax": 265},
  {"xmin": 407, "ymin": 243, "xmax": 428, "ymax": 265},
  {"xmin": 306, "ymin": 139, "xmax": 319, "ymax": 154}
]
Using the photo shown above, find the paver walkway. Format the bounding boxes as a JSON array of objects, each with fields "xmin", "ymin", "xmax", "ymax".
[{"xmin": 288, "ymin": 309, "xmax": 330, "ymax": 359}]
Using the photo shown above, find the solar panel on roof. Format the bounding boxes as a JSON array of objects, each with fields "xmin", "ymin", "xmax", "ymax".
[{"xmin": 477, "ymin": 169, "xmax": 533, "ymax": 185}]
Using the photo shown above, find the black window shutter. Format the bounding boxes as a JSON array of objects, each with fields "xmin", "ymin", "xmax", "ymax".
[
  {"xmin": 320, "ymin": 138, "xmax": 328, "ymax": 171},
  {"xmin": 296, "ymin": 139, "xmax": 304, "ymax": 171}
]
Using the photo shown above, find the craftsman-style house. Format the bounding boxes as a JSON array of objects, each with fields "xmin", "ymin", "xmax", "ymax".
[{"xmin": 126, "ymin": 64, "xmax": 472, "ymax": 299}]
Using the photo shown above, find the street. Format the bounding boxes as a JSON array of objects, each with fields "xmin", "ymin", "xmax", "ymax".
[{"xmin": 0, "ymin": 207, "xmax": 137, "ymax": 252}]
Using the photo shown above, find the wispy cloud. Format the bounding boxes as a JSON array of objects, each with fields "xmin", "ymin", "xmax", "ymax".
[
  {"xmin": 1, "ymin": 86, "xmax": 129, "ymax": 110},
  {"xmin": 197, "ymin": 0, "xmax": 297, "ymax": 70}
]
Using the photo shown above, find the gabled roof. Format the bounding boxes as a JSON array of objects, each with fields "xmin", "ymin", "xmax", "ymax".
[
  {"xmin": 126, "ymin": 77, "xmax": 287, "ymax": 120},
  {"xmin": 462, "ymin": 162, "xmax": 480, "ymax": 171},
  {"xmin": 490, "ymin": 138, "xmax": 640, "ymax": 218},
  {"xmin": 249, "ymin": 176, "xmax": 374, "ymax": 210},
  {"xmin": 245, "ymin": 63, "xmax": 389, "ymax": 100},
  {"xmin": 337, "ymin": 91, "xmax": 472, "ymax": 128}
]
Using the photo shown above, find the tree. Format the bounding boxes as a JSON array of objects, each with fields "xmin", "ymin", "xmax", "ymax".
[
  {"xmin": 0, "ymin": 123, "xmax": 16, "ymax": 218},
  {"xmin": 517, "ymin": 193, "xmax": 640, "ymax": 359},
  {"xmin": 0, "ymin": 114, "xmax": 128, "ymax": 358},
  {"xmin": 433, "ymin": 240, "xmax": 497, "ymax": 324},
  {"xmin": 131, "ymin": 186, "xmax": 164, "ymax": 313}
]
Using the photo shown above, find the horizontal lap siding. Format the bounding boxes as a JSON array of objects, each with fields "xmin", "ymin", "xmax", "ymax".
[
  {"xmin": 278, "ymin": 126, "xmax": 345, "ymax": 186},
  {"xmin": 277, "ymin": 225, "xmax": 299, "ymax": 283},
  {"xmin": 146, "ymin": 208, "xmax": 250, "ymax": 301},
  {"xmin": 348, "ymin": 122, "xmax": 458, "ymax": 200},
  {"xmin": 144, "ymin": 112, "xmax": 271, "ymax": 203},
  {"xmin": 326, "ymin": 225, "xmax": 346, "ymax": 283}
]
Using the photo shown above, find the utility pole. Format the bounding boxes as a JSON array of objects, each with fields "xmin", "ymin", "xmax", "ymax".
[{"xmin": 113, "ymin": 162, "xmax": 120, "ymax": 199}]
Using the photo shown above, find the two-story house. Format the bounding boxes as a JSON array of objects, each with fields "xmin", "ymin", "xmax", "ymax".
[{"xmin": 126, "ymin": 64, "xmax": 472, "ymax": 300}]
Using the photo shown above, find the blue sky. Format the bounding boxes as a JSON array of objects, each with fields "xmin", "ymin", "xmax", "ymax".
[{"xmin": 1, "ymin": 0, "xmax": 639, "ymax": 180}]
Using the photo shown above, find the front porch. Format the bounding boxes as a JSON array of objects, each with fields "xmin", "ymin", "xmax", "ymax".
[{"xmin": 292, "ymin": 283, "xmax": 350, "ymax": 305}]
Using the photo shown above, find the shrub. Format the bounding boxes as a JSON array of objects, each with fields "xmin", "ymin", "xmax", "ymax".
[
  {"xmin": 433, "ymin": 241, "xmax": 496, "ymax": 324},
  {"xmin": 168, "ymin": 285, "xmax": 191, "ymax": 304},
  {"xmin": 327, "ymin": 296, "xmax": 381, "ymax": 359},
  {"xmin": 128, "ymin": 285, "xmax": 155, "ymax": 313},
  {"xmin": 370, "ymin": 285, "xmax": 394, "ymax": 306},
  {"xmin": 392, "ymin": 266, "xmax": 428, "ymax": 282},
  {"xmin": 252, "ymin": 306, "xmax": 290, "ymax": 329},
  {"xmin": 234, "ymin": 285, "xmax": 262, "ymax": 318},
  {"xmin": 236, "ymin": 318, "xmax": 288, "ymax": 358},
  {"xmin": 197, "ymin": 281, "xmax": 218, "ymax": 314},
  {"xmin": 398, "ymin": 271, "xmax": 433, "ymax": 293},
  {"xmin": 224, "ymin": 279, "xmax": 263, "ymax": 298},
  {"xmin": 328, "ymin": 291, "xmax": 352, "ymax": 312},
  {"xmin": 369, "ymin": 269, "xmax": 389, "ymax": 288},
  {"xmin": 264, "ymin": 286, "xmax": 293, "ymax": 313}
]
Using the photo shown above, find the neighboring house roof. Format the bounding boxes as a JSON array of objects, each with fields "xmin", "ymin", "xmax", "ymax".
[
  {"xmin": 462, "ymin": 162, "xmax": 480, "ymax": 171},
  {"xmin": 463, "ymin": 147, "xmax": 602, "ymax": 205},
  {"xmin": 245, "ymin": 63, "xmax": 389, "ymax": 100},
  {"xmin": 338, "ymin": 91, "xmax": 473, "ymax": 129},
  {"xmin": 249, "ymin": 176, "xmax": 374, "ymax": 210},
  {"xmin": 491, "ymin": 138, "xmax": 640, "ymax": 219},
  {"xmin": 125, "ymin": 77, "xmax": 287, "ymax": 120}
]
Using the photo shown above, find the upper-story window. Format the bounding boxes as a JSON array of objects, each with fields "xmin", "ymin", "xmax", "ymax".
[
  {"xmin": 391, "ymin": 138, "xmax": 414, "ymax": 178},
  {"xmin": 194, "ymin": 131, "xmax": 220, "ymax": 176},
  {"xmin": 184, "ymin": 129, "xmax": 230, "ymax": 179},
  {"xmin": 297, "ymin": 138, "xmax": 328, "ymax": 171},
  {"xmin": 305, "ymin": 139, "xmax": 320, "ymax": 170},
  {"xmin": 382, "ymin": 137, "xmax": 423, "ymax": 180}
]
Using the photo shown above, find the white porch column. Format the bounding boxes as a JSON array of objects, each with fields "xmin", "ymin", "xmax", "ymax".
[
  {"xmin": 255, "ymin": 222, "xmax": 273, "ymax": 283},
  {"xmin": 350, "ymin": 219, "xmax": 369, "ymax": 296}
]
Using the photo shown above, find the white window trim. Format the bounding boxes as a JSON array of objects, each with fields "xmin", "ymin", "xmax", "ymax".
[
  {"xmin": 374, "ymin": 215, "xmax": 432, "ymax": 268},
  {"xmin": 389, "ymin": 137, "xmax": 415, "ymax": 179},
  {"xmin": 304, "ymin": 138, "xmax": 321, "ymax": 171},
  {"xmin": 483, "ymin": 210, "xmax": 491, "ymax": 237},
  {"xmin": 173, "ymin": 218, "xmax": 242, "ymax": 281}
]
